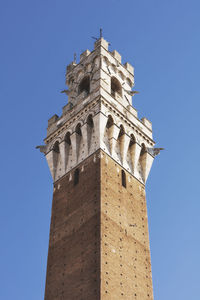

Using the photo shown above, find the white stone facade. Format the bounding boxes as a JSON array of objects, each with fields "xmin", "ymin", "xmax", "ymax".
[{"xmin": 40, "ymin": 38, "xmax": 157, "ymax": 184}]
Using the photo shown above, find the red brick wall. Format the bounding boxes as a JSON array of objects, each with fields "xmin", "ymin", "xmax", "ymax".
[
  {"xmin": 44, "ymin": 152, "xmax": 101, "ymax": 300},
  {"xmin": 44, "ymin": 150, "xmax": 154, "ymax": 299},
  {"xmin": 100, "ymin": 152, "xmax": 154, "ymax": 300}
]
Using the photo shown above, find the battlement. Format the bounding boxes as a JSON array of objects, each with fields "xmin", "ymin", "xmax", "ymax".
[{"xmin": 39, "ymin": 36, "xmax": 158, "ymax": 185}]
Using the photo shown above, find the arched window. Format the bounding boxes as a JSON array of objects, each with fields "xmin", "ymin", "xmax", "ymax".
[
  {"xmin": 65, "ymin": 132, "xmax": 71, "ymax": 145},
  {"xmin": 74, "ymin": 168, "xmax": 79, "ymax": 185},
  {"xmin": 106, "ymin": 115, "xmax": 114, "ymax": 129},
  {"xmin": 111, "ymin": 77, "xmax": 122, "ymax": 97},
  {"xmin": 53, "ymin": 141, "xmax": 60, "ymax": 153},
  {"xmin": 87, "ymin": 115, "xmax": 94, "ymax": 150},
  {"xmin": 129, "ymin": 134, "xmax": 136, "ymax": 147},
  {"xmin": 140, "ymin": 143, "xmax": 146, "ymax": 156},
  {"xmin": 121, "ymin": 169, "xmax": 126, "ymax": 188},
  {"xmin": 79, "ymin": 76, "xmax": 90, "ymax": 95},
  {"xmin": 75, "ymin": 123, "xmax": 82, "ymax": 136},
  {"xmin": 118, "ymin": 125, "xmax": 125, "ymax": 139},
  {"xmin": 87, "ymin": 114, "xmax": 94, "ymax": 129}
]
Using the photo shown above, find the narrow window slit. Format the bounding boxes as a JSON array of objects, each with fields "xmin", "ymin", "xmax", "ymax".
[
  {"xmin": 74, "ymin": 168, "xmax": 79, "ymax": 185},
  {"xmin": 121, "ymin": 169, "xmax": 126, "ymax": 188}
]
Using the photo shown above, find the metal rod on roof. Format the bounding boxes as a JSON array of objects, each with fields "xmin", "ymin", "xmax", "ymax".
[{"xmin": 100, "ymin": 28, "xmax": 103, "ymax": 38}]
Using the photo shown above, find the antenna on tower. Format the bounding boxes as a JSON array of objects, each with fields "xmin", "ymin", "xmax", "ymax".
[
  {"xmin": 100, "ymin": 28, "xmax": 103, "ymax": 38},
  {"xmin": 91, "ymin": 28, "xmax": 103, "ymax": 41}
]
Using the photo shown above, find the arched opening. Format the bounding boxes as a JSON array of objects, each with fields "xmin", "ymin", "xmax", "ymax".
[
  {"xmin": 65, "ymin": 132, "xmax": 72, "ymax": 169},
  {"xmin": 140, "ymin": 143, "xmax": 147, "ymax": 156},
  {"xmin": 106, "ymin": 115, "xmax": 114, "ymax": 129},
  {"xmin": 121, "ymin": 169, "xmax": 126, "ymax": 188},
  {"xmin": 104, "ymin": 115, "xmax": 114, "ymax": 153},
  {"xmin": 117, "ymin": 125, "xmax": 125, "ymax": 162},
  {"xmin": 65, "ymin": 132, "xmax": 71, "ymax": 145},
  {"xmin": 74, "ymin": 168, "xmax": 79, "ymax": 185},
  {"xmin": 139, "ymin": 143, "xmax": 147, "ymax": 180},
  {"xmin": 111, "ymin": 77, "xmax": 122, "ymax": 97},
  {"xmin": 129, "ymin": 134, "xmax": 136, "ymax": 148},
  {"xmin": 52, "ymin": 141, "xmax": 61, "ymax": 180},
  {"xmin": 79, "ymin": 76, "xmax": 90, "ymax": 95},
  {"xmin": 118, "ymin": 125, "xmax": 125, "ymax": 139},
  {"xmin": 127, "ymin": 134, "xmax": 136, "ymax": 172},
  {"xmin": 87, "ymin": 115, "xmax": 94, "ymax": 152},
  {"xmin": 53, "ymin": 141, "xmax": 60, "ymax": 153},
  {"xmin": 87, "ymin": 114, "xmax": 94, "ymax": 128},
  {"xmin": 75, "ymin": 123, "xmax": 82, "ymax": 136},
  {"xmin": 75, "ymin": 123, "xmax": 82, "ymax": 160}
]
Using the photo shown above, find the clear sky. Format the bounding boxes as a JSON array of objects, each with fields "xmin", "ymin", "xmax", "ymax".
[{"xmin": 0, "ymin": 0, "xmax": 199, "ymax": 299}]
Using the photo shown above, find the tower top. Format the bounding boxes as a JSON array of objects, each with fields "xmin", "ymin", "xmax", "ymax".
[{"xmin": 37, "ymin": 37, "xmax": 161, "ymax": 184}]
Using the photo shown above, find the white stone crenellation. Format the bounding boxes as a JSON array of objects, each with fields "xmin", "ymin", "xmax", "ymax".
[{"xmin": 39, "ymin": 37, "xmax": 158, "ymax": 184}]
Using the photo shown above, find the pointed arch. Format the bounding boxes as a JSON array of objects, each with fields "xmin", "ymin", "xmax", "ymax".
[
  {"xmin": 118, "ymin": 124, "xmax": 125, "ymax": 139},
  {"xmin": 139, "ymin": 143, "xmax": 147, "ymax": 180},
  {"xmin": 75, "ymin": 123, "xmax": 82, "ymax": 161},
  {"xmin": 64, "ymin": 132, "xmax": 72, "ymax": 170},
  {"xmin": 87, "ymin": 114, "xmax": 94, "ymax": 129},
  {"xmin": 117, "ymin": 124, "xmax": 125, "ymax": 162},
  {"xmin": 140, "ymin": 143, "xmax": 147, "ymax": 156},
  {"xmin": 78, "ymin": 76, "xmax": 90, "ymax": 95},
  {"xmin": 103, "ymin": 56, "xmax": 109, "ymax": 66},
  {"xmin": 65, "ymin": 132, "xmax": 71, "ymax": 145},
  {"xmin": 86, "ymin": 114, "xmax": 94, "ymax": 153},
  {"xmin": 52, "ymin": 141, "xmax": 61, "ymax": 180},
  {"xmin": 127, "ymin": 134, "xmax": 136, "ymax": 172},
  {"xmin": 118, "ymin": 71, "xmax": 125, "ymax": 80},
  {"xmin": 106, "ymin": 115, "xmax": 114, "ymax": 141},
  {"xmin": 111, "ymin": 77, "xmax": 122, "ymax": 97},
  {"xmin": 126, "ymin": 77, "xmax": 133, "ymax": 87},
  {"xmin": 53, "ymin": 141, "xmax": 60, "ymax": 153},
  {"xmin": 106, "ymin": 115, "xmax": 114, "ymax": 129},
  {"xmin": 104, "ymin": 115, "xmax": 115, "ymax": 153},
  {"xmin": 129, "ymin": 134, "xmax": 136, "ymax": 148},
  {"xmin": 75, "ymin": 123, "xmax": 82, "ymax": 136}
]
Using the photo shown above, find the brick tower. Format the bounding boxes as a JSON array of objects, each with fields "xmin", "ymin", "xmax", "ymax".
[{"xmin": 37, "ymin": 36, "xmax": 161, "ymax": 300}]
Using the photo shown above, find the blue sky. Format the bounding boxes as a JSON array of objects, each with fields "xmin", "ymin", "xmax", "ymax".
[{"xmin": 0, "ymin": 0, "xmax": 200, "ymax": 299}]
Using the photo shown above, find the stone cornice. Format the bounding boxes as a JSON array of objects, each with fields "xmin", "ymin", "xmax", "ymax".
[
  {"xmin": 44, "ymin": 96, "xmax": 100, "ymax": 144},
  {"xmin": 53, "ymin": 149, "xmax": 146, "ymax": 188},
  {"xmin": 100, "ymin": 97, "xmax": 155, "ymax": 146}
]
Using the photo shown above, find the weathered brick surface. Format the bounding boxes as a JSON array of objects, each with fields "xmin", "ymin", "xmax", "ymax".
[
  {"xmin": 44, "ymin": 152, "xmax": 101, "ymax": 300},
  {"xmin": 100, "ymin": 151, "xmax": 154, "ymax": 300},
  {"xmin": 44, "ymin": 150, "xmax": 153, "ymax": 299}
]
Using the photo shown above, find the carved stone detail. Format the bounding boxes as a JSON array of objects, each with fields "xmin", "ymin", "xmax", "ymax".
[{"xmin": 40, "ymin": 37, "xmax": 158, "ymax": 184}]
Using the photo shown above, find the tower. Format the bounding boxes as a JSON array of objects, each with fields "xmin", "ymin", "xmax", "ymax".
[{"xmin": 38, "ymin": 36, "xmax": 161, "ymax": 300}]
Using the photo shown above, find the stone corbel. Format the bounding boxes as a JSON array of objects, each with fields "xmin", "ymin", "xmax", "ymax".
[
  {"xmin": 99, "ymin": 113, "xmax": 108, "ymax": 149},
  {"xmin": 70, "ymin": 132, "xmax": 78, "ymax": 164},
  {"xmin": 80, "ymin": 123, "xmax": 89, "ymax": 157},
  {"xmin": 121, "ymin": 133, "xmax": 130, "ymax": 166},
  {"xmin": 92, "ymin": 113, "xmax": 101, "ymax": 152},
  {"xmin": 140, "ymin": 152, "xmax": 154, "ymax": 183},
  {"xmin": 45, "ymin": 150, "xmax": 55, "ymax": 180},
  {"xmin": 59, "ymin": 140, "xmax": 66, "ymax": 173},
  {"xmin": 46, "ymin": 149, "xmax": 61, "ymax": 182},
  {"xmin": 109, "ymin": 124, "xmax": 120, "ymax": 156},
  {"xmin": 131, "ymin": 143, "xmax": 141, "ymax": 175}
]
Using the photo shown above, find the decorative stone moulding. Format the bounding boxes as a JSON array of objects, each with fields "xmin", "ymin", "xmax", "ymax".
[
  {"xmin": 37, "ymin": 37, "xmax": 163, "ymax": 184},
  {"xmin": 41, "ymin": 108, "xmax": 156, "ymax": 184}
]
